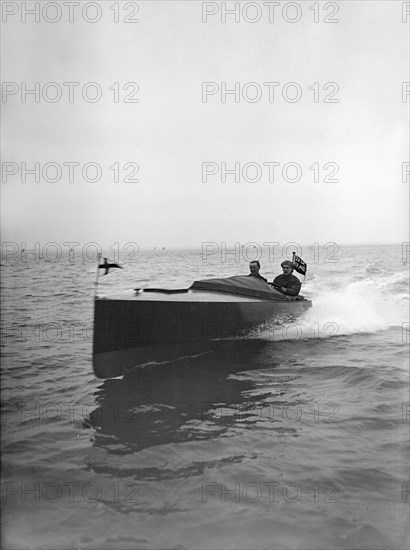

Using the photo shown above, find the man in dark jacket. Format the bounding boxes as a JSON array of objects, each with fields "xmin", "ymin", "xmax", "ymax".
[
  {"xmin": 272, "ymin": 260, "xmax": 301, "ymax": 296},
  {"xmin": 248, "ymin": 260, "xmax": 268, "ymax": 282}
]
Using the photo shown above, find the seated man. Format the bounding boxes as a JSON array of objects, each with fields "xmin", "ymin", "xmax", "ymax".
[
  {"xmin": 248, "ymin": 260, "xmax": 267, "ymax": 282},
  {"xmin": 271, "ymin": 260, "xmax": 301, "ymax": 296}
]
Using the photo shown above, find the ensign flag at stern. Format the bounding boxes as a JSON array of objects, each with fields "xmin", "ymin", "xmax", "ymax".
[{"xmin": 292, "ymin": 253, "xmax": 307, "ymax": 278}]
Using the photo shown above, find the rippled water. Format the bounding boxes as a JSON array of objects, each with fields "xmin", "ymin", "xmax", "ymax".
[{"xmin": 1, "ymin": 244, "xmax": 409, "ymax": 549}]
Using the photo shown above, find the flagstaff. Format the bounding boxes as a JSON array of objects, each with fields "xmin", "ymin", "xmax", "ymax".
[{"xmin": 94, "ymin": 253, "xmax": 102, "ymax": 299}]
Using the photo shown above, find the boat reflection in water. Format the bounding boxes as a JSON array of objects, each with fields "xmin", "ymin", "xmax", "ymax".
[
  {"xmin": 87, "ymin": 340, "xmax": 302, "ymax": 455},
  {"xmin": 84, "ymin": 339, "xmax": 315, "ymax": 548},
  {"xmin": 90, "ymin": 342, "xmax": 267, "ymax": 450}
]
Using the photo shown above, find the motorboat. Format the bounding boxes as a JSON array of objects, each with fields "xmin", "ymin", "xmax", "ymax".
[
  {"xmin": 92, "ymin": 276, "xmax": 312, "ymax": 379},
  {"xmin": 92, "ymin": 275, "xmax": 312, "ymax": 379}
]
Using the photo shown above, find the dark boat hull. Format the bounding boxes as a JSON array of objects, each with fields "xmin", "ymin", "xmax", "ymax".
[{"xmin": 93, "ymin": 287, "xmax": 311, "ymax": 379}]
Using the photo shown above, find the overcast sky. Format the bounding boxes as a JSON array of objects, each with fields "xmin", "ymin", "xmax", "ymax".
[{"xmin": 2, "ymin": 0, "xmax": 409, "ymax": 248}]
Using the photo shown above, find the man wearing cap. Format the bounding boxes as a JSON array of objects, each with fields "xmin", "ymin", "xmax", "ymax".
[
  {"xmin": 248, "ymin": 260, "xmax": 268, "ymax": 282},
  {"xmin": 271, "ymin": 260, "xmax": 301, "ymax": 296}
]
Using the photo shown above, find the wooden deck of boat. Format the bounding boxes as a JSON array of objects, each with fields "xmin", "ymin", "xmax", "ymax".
[{"xmin": 95, "ymin": 289, "xmax": 288, "ymax": 303}]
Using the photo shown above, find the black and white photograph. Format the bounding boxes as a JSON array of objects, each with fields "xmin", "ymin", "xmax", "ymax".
[{"xmin": 1, "ymin": 1, "xmax": 409, "ymax": 548}]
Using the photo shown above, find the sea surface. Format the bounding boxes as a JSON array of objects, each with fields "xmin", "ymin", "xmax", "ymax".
[{"xmin": 1, "ymin": 243, "xmax": 409, "ymax": 549}]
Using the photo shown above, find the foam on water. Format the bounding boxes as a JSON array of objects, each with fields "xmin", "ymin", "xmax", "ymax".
[{"xmin": 263, "ymin": 268, "xmax": 409, "ymax": 341}]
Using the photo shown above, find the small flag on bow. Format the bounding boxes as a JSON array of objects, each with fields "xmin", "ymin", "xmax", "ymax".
[
  {"xmin": 99, "ymin": 257, "xmax": 123, "ymax": 275},
  {"xmin": 292, "ymin": 254, "xmax": 307, "ymax": 276}
]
